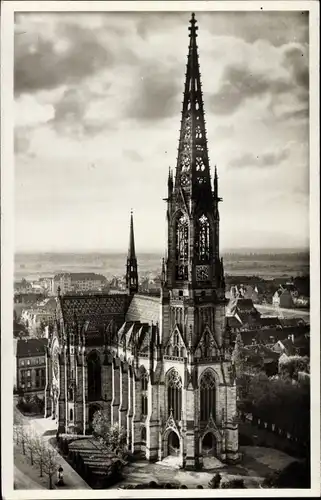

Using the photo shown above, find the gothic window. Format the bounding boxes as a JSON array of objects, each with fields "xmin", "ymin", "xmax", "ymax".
[
  {"xmin": 141, "ymin": 368, "xmax": 148, "ymax": 417},
  {"xmin": 141, "ymin": 426, "xmax": 146, "ymax": 444},
  {"xmin": 70, "ymin": 408, "xmax": 73, "ymax": 421},
  {"xmin": 197, "ymin": 214, "xmax": 210, "ymax": 261},
  {"xmin": 196, "ymin": 125, "xmax": 203, "ymax": 139},
  {"xmin": 200, "ymin": 370, "xmax": 216, "ymax": 422},
  {"xmin": 181, "ymin": 153, "xmax": 191, "ymax": 172},
  {"xmin": 196, "ymin": 157, "xmax": 205, "ymax": 172},
  {"xmin": 167, "ymin": 369, "xmax": 182, "ymax": 421},
  {"xmin": 141, "ymin": 368, "xmax": 148, "ymax": 391},
  {"xmin": 87, "ymin": 351, "xmax": 101, "ymax": 401},
  {"xmin": 142, "ymin": 395, "xmax": 148, "ymax": 416},
  {"xmin": 176, "ymin": 214, "xmax": 188, "ymax": 260}
]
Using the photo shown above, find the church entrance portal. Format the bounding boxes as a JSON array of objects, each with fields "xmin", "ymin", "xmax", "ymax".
[
  {"xmin": 89, "ymin": 404, "xmax": 101, "ymax": 425},
  {"xmin": 168, "ymin": 431, "xmax": 180, "ymax": 456},
  {"xmin": 202, "ymin": 432, "xmax": 216, "ymax": 456}
]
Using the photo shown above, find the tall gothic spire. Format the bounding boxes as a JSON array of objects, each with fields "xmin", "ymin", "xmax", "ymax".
[
  {"xmin": 126, "ymin": 210, "xmax": 138, "ymax": 294},
  {"xmin": 174, "ymin": 12, "xmax": 212, "ymax": 202}
]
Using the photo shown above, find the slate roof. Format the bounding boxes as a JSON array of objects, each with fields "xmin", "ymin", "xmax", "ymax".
[
  {"xmin": 258, "ymin": 316, "xmax": 281, "ymax": 328},
  {"xmin": 59, "ymin": 294, "xmax": 129, "ymax": 331},
  {"xmin": 16, "ymin": 338, "xmax": 48, "ymax": 358},
  {"xmin": 125, "ymin": 294, "xmax": 160, "ymax": 325}
]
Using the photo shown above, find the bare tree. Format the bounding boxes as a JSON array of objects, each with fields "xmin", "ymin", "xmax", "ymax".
[
  {"xmin": 33, "ymin": 433, "xmax": 46, "ymax": 477},
  {"xmin": 15, "ymin": 423, "xmax": 28, "ymax": 456},
  {"xmin": 42, "ymin": 444, "xmax": 59, "ymax": 489},
  {"xmin": 25, "ymin": 429, "xmax": 36, "ymax": 465}
]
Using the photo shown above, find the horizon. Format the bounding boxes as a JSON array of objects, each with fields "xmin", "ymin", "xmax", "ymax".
[{"xmin": 15, "ymin": 247, "xmax": 310, "ymax": 256}]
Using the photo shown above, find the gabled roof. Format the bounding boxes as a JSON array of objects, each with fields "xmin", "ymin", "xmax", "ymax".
[
  {"xmin": 16, "ymin": 338, "xmax": 48, "ymax": 357},
  {"xmin": 58, "ymin": 294, "xmax": 129, "ymax": 332},
  {"xmin": 125, "ymin": 294, "xmax": 159, "ymax": 325}
]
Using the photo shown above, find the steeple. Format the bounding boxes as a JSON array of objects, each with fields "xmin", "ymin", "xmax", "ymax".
[
  {"xmin": 174, "ymin": 12, "xmax": 212, "ymax": 203},
  {"xmin": 126, "ymin": 210, "xmax": 138, "ymax": 294},
  {"xmin": 165, "ymin": 13, "xmax": 224, "ymax": 296}
]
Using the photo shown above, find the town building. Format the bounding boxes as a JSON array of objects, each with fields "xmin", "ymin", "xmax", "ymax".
[
  {"xmin": 226, "ymin": 295, "xmax": 309, "ymax": 347},
  {"xmin": 44, "ymin": 14, "xmax": 239, "ymax": 470},
  {"xmin": 52, "ymin": 272, "xmax": 107, "ymax": 295},
  {"xmin": 15, "ymin": 338, "xmax": 48, "ymax": 398},
  {"xmin": 20, "ymin": 297, "xmax": 57, "ymax": 335}
]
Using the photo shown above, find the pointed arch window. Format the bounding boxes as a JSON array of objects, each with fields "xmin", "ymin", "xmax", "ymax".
[
  {"xmin": 197, "ymin": 214, "xmax": 210, "ymax": 261},
  {"xmin": 87, "ymin": 352, "xmax": 101, "ymax": 401},
  {"xmin": 141, "ymin": 368, "xmax": 148, "ymax": 417},
  {"xmin": 200, "ymin": 370, "xmax": 216, "ymax": 422},
  {"xmin": 175, "ymin": 214, "xmax": 189, "ymax": 280},
  {"xmin": 167, "ymin": 369, "xmax": 182, "ymax": 421}
]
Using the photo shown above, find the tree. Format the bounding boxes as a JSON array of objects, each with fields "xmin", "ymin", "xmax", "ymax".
[
  {"xmin": 33, "ymin": 433, "xmax": 47, "ymax": 477},
  {"xmin": 209, "ymin": 473, "xmax": 222, "ymax": 489},
  {"xmin": 92, "ymin": 411, "xmax": 127, "ymax": 455},
  {"xmin": 42, "ymin": 444, "xmax": 59, "ymax": 489},
  {"xmin": 221, "ymin": 478, "xmax": 246, "ymax": 488},
  {"xmin": 279, "ymin": 355, "xmax": 310, "ymax": 380},
  {"xmin": 25, "ymin": 429, "xmax": 36, "ymax": 465},
  {"xmin": 15, "ymin": 423, "xmax": 28, "ymax": 456}
]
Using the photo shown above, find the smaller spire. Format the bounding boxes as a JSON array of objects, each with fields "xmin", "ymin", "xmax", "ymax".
[
  {"xmin": 128, "ymin": 209, "xmax": 136, "ymax": 259},
  {"xmin": 214, "ymin": 165, "xmax": 218, "ymax": 195},
  {"xmin": 126, "ymin": 210, "xmax": 138, "ymax": 295}
]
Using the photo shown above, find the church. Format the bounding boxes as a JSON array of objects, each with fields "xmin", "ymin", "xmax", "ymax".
[{"xmin": 45, "ymin": 13, "xmax": 240, "ymax": 469}]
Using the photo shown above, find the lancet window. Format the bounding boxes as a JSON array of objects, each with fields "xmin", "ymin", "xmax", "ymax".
[
  {"xmin": 175, "ymin": 213, "xmax": 189, "ymax": 280},
  {"xmin": 167, "ymin": 369, "xmax": 182, "ymax": 421},
  {"xmin": 200, "ymin": 370, "xmax": 216, "ymax": 422},
  {"xmin": 141, "ymin": 368, "xmax": 148, "ymax": 417},
  {"xmin": 196, "ymin": 214, "xmax": 210, "ymax": 261},
  {"xmin": 87, "ymin": 351, "xmax": 101, "ymax": 401}
]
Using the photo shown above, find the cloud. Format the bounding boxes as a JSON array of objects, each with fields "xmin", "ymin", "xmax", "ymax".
[
  {"xmin": 125, "ymin": 65, "xmax": 181, "ymax": 121},
  {"xmin": 209, "ymin": 39, "xmax": 308, "ymax": 117},
  {"xmin": 209, "ymin": 64, "xmax": 293, "ymax": 115},
  {"xmin": 49, "ymin": 86, "xmax": 115, "ymax": 138},
  {"xmin": 202, "ymin": 11, "xmax": 309, "ymax": 47},
  {"xmin": 14, "ymin": 127, "xmax": 31, "ymax": 156},
  {"xmin": 228, "ymin": 146, "xmax": 290, "ymax": 169},
  {"xmin": 123, "ymin": 149, "xmax": 142, "ymax": 162},
  {"xmin": 14, "ymin": 18, "xmax": 137, "ymax": 96}
]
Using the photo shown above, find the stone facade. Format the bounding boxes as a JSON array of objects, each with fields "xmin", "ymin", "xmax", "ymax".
[{"xmin": 45, "ymin": 12, "xmax": 240, "ymax": 470}]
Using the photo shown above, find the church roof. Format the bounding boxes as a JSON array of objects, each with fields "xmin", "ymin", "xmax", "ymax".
[
  {"xmin": 125, "ymin": 294, "xmax": 160, "ymax": 325},
  {"xmin": 58, "ymin": 294, "xmax": 129, "ymax": 331}
]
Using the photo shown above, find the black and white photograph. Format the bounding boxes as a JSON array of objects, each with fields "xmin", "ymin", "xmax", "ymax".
[{"xmin": 1, "ymin": 0, "xmax": 320, "ymax": 497}]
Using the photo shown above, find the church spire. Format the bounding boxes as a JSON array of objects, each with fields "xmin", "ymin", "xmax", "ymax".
[
  {"xmin": 126, "ymin": 210, "xmax": 138, "ymax": 294},
  {"xmin": 174, "ymin": 12, "xmax": 212, "ymax": 202}
]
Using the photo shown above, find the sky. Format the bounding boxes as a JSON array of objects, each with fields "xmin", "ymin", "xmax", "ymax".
[{"xmin": 14, "ymin": 10, "xmax": 309, "ymax": 253}]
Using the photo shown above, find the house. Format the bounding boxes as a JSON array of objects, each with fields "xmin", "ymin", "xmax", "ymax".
[
  {"xmin": 52, "ymin": 272, "xmax": 107, "ymax": 294},
  {"xmin": 16, "ymin": 338, "xmax": 48, "ymax": 398},
  {"xmin": 273, "ymin": 288, "xmax": 294, "ymax": 309}
]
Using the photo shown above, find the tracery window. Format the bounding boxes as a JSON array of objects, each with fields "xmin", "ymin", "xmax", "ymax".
[
  {"xmin": 175, "ymin": 214, "xmax": 189, "ymax": 280},
  {"xmin": 87, "ymin": 352, "xmax": 101, "ymax": 401},
  {"xmin": 200, "ymin": 370, "xmax": 216, "ymax": 422},
  {"xmin": 167, "ymin": 369, "xmax": 182, "ymax": 421},
  {"xmin": 197, "ymin": 214, "xmax": 210, "ymax": 261}
]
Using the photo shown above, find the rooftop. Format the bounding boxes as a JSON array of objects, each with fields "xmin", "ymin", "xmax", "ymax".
[{"xmin": 16, "ymin": 338, "xmax": 48, "ymax": 358}]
